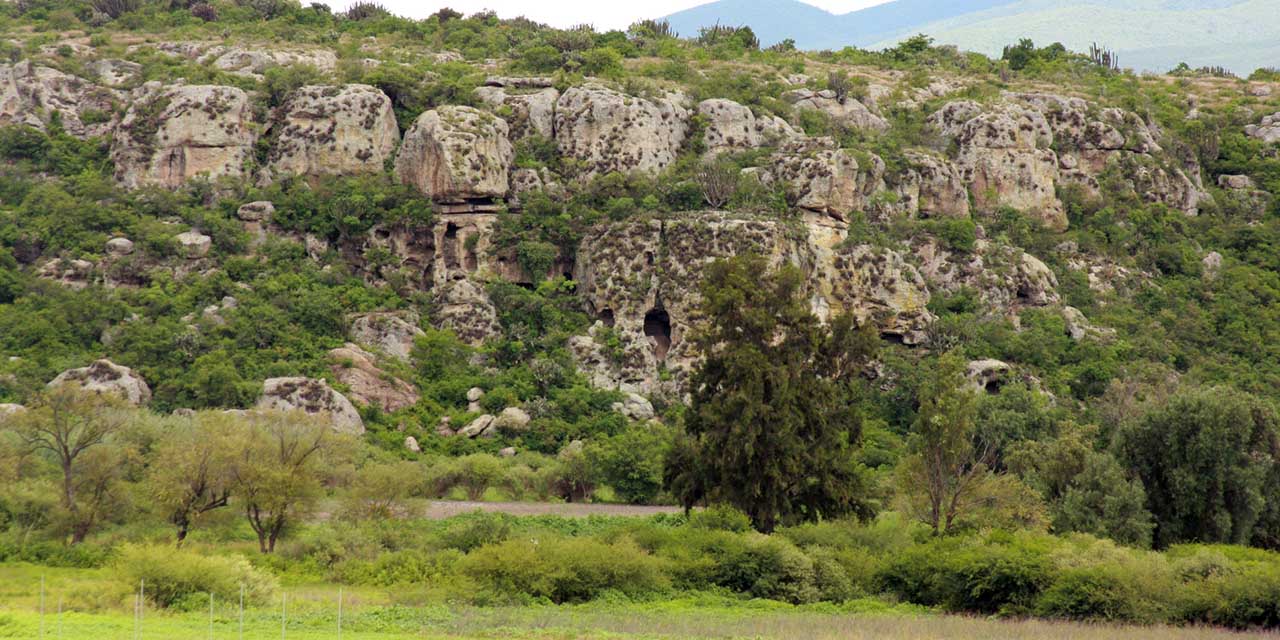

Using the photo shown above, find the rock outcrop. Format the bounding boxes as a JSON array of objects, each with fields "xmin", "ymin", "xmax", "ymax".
[
  {"xmin": 891, "ymin": 151, "xmax": 971, "ymax": 219},
  {"xmin": 112, "ymin": 85, "xmax": 258, "ymax": 189},
  {"xmin": 328, "ymin": 344, "xmax": 419, "ymax": 412},
  {"xmin": 431, "ymin": 278, "xmax": 500, "ymax": 346},
  {"xmin": 474, "ymin": 80, "xmax": 558, "ymax": 140},
  {"xmin": 49, "ymin": 359, "xmax": 152, "ymax": 406},
  {"xmin": 929, "ymin": 100, "xmax": 1065, "ymax": 230},
  {"xmin": 395, "ymin": 106, "xmax": 513, "ymax": 208},
  {"xmin": 348, "ymin": 311, "xmax": 424, "ymax": 362},
  {"xmin": 1246, "ymin": 112, "xmax": 1280, "ymax": 144},
  {"xmin": 697, "ymin": 98, "xmax": 797, "ymax": 157},
  {"xmin": 762, "ymin": 138, "xmax": 885, "ymax": 221},
  {"xmin": 574, "ymin": 212, "xmax": 934, "ymax": 391},
  {"xmin": 913, "ymin": 238, "xmax": 1060, "ymax": 310},
  {"xmin": 256, "ymin": 377, "xmax": 365, "ymax": 435},
  {"xmin": 0, "ymin": 61, "xmax": 119, "ymax": 139},
  {"xmin": 783, "ymin": 89, "xmax": 888, "ymax": 132},
  {"xmin": 555, "ymin": 84, "xmax": 689, "ymax": 179},
  {"xmin": 268, "ymin": 84, "xmax": 399, "ymax": 178}
]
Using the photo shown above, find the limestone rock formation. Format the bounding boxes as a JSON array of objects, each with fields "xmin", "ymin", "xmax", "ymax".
[
  {"xmin": 395, "ymin": 106, "xmax": 513, "ymax": 207},
  {"xmin": 328, "ymin": 344, "xmax": 419, "ymax": 412},
  {"xmin": 269, "ymin": 84, "xmax": 399, "ymax": 178},
  {"xmin": 494, "ymin": 406, "xmax": 531, "ymax": 431},
  {"xmin": 1246, "ymin": 112, "xmax": 1280, "ymax": 144},
  {"xmin": 474, "ymin": 80, "xmax": 559, "ymax": 140},
  {"xmin": 967, "ymin": 359, "xmax": 1012, "ymax": 393},
  {"xmin": 431, "ymin": 278, "xmax": 500, "ymax": 346},
  {"xmin": 697, "ymin": 98, "xmax": 797, "ymax": 157},
  {"xmin": 112, "ymin": 85, "xmax": 258, "ymax": 189},
  {"xmin": 762, "ymin": 138, "xmax": 885, "ymax": 221},
  {"xmin": 459, "ymin": 414, "xmax": 495, "ymax": 438},
  {"xmin": 0, "ymin": 61, "xmax": 119, "ymax": 139},
  {"xmin": 176, "ymin": 231, "xmax": 212, "ymax": 259},
  {"xmin": 612, "ymin": 392, "xmax": 655, "ymax": 421},
  {"xmin": 256, "ymin": 377, "xmax": 365, "ymax": 435},
  {"xmin": 211, "ymin": 47, "xmax": 337, "ymax": 78},
  {"xmin": 929, "ymin": 100, "xmax": 1065, "ymax": 230},
  {"xmin": 892, "ymin": 151, "xmax": 971, "ymax": 219},
  {"xmin": 348, "ymin": 311, "xmax": 424, "ymax": 362},
  {"xmin": 783, "ymin": 89, "xmax": 888, "ymax": 131},
  {"xmin": 574, "ymin": 212, "xmax": 934, "ymax": 391},
  {"xmin": 49, "ymin": 359, "xmax": 152, "ymax": 406},
  {"xmin": 913, "ymin": 238, "xmax": 1060, "ymax": 310},
  {"xmin": 89, "ymin": 59, "xmax": 142, "ymax": 87},
  {"xmin": 105, "ymin": 237, "xmax": 135, "ymax": 257},
  {"xmin": 554, "ymin": 84, "xmax": 689, "ymax": 179}
]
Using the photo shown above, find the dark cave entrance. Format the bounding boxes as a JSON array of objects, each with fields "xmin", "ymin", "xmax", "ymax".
[
  {"xmin": 443, "ymin": 223, "xmax": 460, "ymax": 270},
  {"xmin": 600, "ymin": 308, "xmax": 615, "ymax": 328},
  {"xmin": 644, "ymin": 308, "xmax": 672, "ymax": 361}
]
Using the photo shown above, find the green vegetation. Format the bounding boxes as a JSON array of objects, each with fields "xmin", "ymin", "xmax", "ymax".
[{"xmin": 1, "ymin": 1, "xmax": 1280, "ymax": 636}]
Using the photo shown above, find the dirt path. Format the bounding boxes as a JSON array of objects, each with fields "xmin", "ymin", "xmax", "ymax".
[{"xmin": 419, "ymin": 500, "xmax": 683, "ymax": 519}]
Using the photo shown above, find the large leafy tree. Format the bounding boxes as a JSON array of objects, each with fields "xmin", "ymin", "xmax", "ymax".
[
  {"xmin": 665, "ymin": 254, "xmax": 877, "ymax": 532},
  {"xmin": 1116, "ymin": 386, "xmax": 1280, "ymax": 548}
]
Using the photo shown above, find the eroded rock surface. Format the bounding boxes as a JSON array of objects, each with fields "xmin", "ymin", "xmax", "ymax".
[
  {"xmin": 555, "ymin": 84, "xmax": 689, "ymax": 179},
  {"xmin": 269, "ymin": 84, "xmax": 399, "ymax": 178},
  {"xmin": 395, "ymin": 106, "xmax": 513, "ymax": 207},
  {"xmin": 112, "ymin": 85, "xmax": 257, "ymax": 189},
  {"xmin": 49, "ymin": 359, "xmax": 151, "ymax": 406},
  {"xmin": 256, "ymin": 377, "xmax": 365, "ymax": 435}
]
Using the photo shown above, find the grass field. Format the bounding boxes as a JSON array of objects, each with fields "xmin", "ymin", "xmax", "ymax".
[{"xmin": 1, "ymin": 564, "xmax": 1277, "ymax": 640}]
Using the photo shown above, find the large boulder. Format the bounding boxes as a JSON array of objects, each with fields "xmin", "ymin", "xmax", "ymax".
[
  {"xmin": 348, "ymin": 311, "xmax": 424, "ymax": 362},
  {"xmin": 913, "ymin": 238, "xmax": 1060, "ymax": 310},
  {"xmin": 929, "ymin": 100, "xmax": 1065, "ymax": 231},
  {"xmin": 268, "ymin": 84, "xmax": 399, "ymax": 178},
  {"xmin": 762, "ymin": 138, "xmax": 885, "ymax": 221},
  {"xmin": 49, "ymin": 359, "xmax": 152, "ymax": 406},
  {"xmin": 812, "ymin": 244, "xmax": 934, "ymax": 344},
  {"xmin": 0, "ymin": 61, "xmax": 119, "ymax": 139},
  {"xmin": 328, "ymin": 344, "xmax": 419, "ymax": 413},
  {"xmin": 256, "ymin": 377, "xmax": 365, "ymax": 435},
  {"xmin": 211, "ymin": 47, "xmax": 337, "ymax": 78},
  {"xmin": 892, "ymin": 150, "xmax": 971, "ymax": 219},
  {"xmin": 554, "ymin": 84, "xmax": 689, "ymax": 179},
  {"xmin": 112, "ymin": 85, "xmax": 258, "ymax": 189},
  {"xmin": 431, "ymin": 278, "xmax": 500, "ymax": 346},
  {"xmin": 474, "ymin": 81, "xmax": 559, "ymax": 140},
  {"xmin": 697, "ymin": 98, "xmax": 797, "ymax": 157},
  {"xmin": 395, "ymin": 106, "xmax": 513, "ymax": 206},
  {"xmin": 783, "ymin": 88, "xmax": 888, "ymax": 132},
  {"xmin": 1245, "ymin": 112, "xmax": 1280, "ymax": 144}
]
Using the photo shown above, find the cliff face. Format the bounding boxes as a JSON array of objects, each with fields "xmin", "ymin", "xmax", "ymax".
[{"xmin": 10, "ymin": 33, "xmax": 1278, "ymax": 405}]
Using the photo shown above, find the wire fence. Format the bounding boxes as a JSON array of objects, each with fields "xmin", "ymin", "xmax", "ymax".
[{"xmin": 30, "ymin": 575, "xmax": 348, "ymax": 640}]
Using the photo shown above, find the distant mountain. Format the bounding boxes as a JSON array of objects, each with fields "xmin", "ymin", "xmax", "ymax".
[{"xmin": 662, "ymin": 0, "xmax": 1280, "ymax": 73}]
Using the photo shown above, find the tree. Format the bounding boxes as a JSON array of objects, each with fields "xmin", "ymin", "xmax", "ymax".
[
  {"xmin": 896, "ymin": 351, "xmax": 1012, "ymax": 535},
  {"xmin": 232, "ymin": 411, "xmax": 334, "ymax": 553},
  {"xmin": 588, "ymin": 425, "xmax": 670, "ymax": 504},
  {"xmin": 10, "ymin": 387, "xmax": 128, "ymax": 543},
  {"xmin": 1008, "ymin": 425, "xmax": 1153, "ymax": 547},
  {"xmin": 1115, "ymin": 386, "xmax": 1280, "ymax": 548},
  {"xmin": 146, "ymin": 413, "xmax": 237, "ymax": 545},
  {"xmin": 665, "ymin": 254, "xmax": 877, "ymax": 532}
]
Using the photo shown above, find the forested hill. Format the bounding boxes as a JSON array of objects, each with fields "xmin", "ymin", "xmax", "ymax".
[
  {"xmin": 0, "ymin": 0, "xmax": 1279, "ymax": 565},
  {"xmin": 663, "ymin": 0, "xmax": 1280, "ymax": 73}
]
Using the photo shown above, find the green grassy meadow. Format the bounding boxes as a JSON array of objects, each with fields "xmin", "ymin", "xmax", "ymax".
[{"xmin": 0, "ymin": 563, "xmax": 1273, "ymax": 640}]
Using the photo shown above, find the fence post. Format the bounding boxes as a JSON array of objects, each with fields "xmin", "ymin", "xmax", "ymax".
[
  {"xmin": 239, "ymin": 584, "xmax": 244, "ymax": 640},
  {"xmin": 39, "ymin": 575, "xmax": 45, "ymax": 640},
  {"xmin": 337, "ymin": 587, "xmax": 343, "ymax": 640},
  {"xmin": 209, "ymin": 592, "xmax": 214, "ymax": 640},
  {"xmin": 280, "ymin": 592, "xmax": 286, "ymax": 640}
]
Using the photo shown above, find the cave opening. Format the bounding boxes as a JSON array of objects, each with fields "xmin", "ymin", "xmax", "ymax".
[
  {"xmin": 600, "ymin": 308, "xmax": 615, "ymax": 328},
  {"xmin": 644, "ymin": 308, "xmax": 672, "ymax": 361},
  {"xmin": 442, "ymin": 223, "xmax": 461, "ymax": 270}
]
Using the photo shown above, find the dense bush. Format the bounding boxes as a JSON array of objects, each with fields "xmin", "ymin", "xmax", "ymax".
[
  {"xmin": 460, "ymin": 536, "xmax": 669, "ymax": 603},
  {"xmin": 116, "ymin": 545, "xmax": 277, "ymax": 610}
]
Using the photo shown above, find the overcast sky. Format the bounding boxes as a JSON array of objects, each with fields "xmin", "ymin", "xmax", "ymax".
[{"xmin": 321, "ymin": 0, "xmax": 893, "ymax": 31}]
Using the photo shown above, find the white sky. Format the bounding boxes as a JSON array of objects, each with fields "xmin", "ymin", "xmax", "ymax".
[{"xmin": 322, "ymin": 1, "xmax": 893, "ymax": 31}]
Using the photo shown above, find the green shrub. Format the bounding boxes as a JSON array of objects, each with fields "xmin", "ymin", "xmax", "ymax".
[
  {"xmin": 116, "ymin": 544, "xmax": 277, "ymax": 610},
  {"xmin": 687, "ymin": 504, "xmax": 752, "ymax": 532},
  {"xmin": 460, "ymin": 535, "xmax": 669, "ymax": 603},
  {"xmin": 1034, "ymin": 565, "xmax": 1160, "ymax": 623}
]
